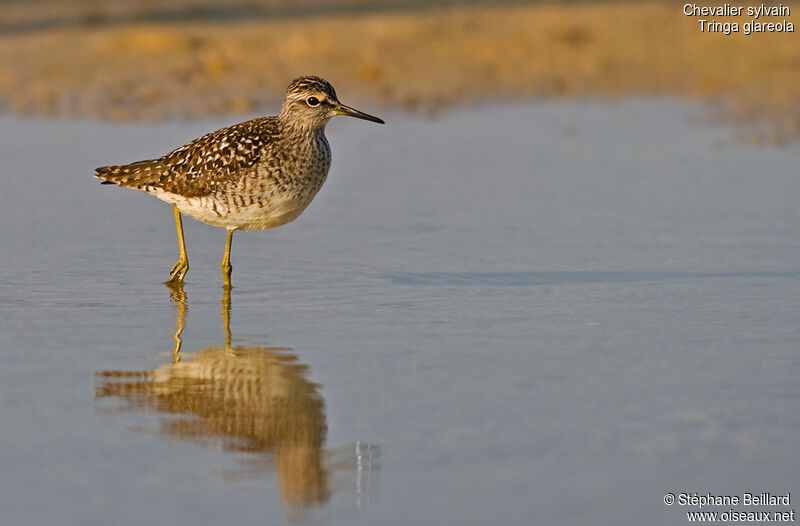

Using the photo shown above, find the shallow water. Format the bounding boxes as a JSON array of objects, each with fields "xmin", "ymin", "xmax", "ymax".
[{"xmin": 0, "ymin": 100, "xmax": 798, "ymax": 525}]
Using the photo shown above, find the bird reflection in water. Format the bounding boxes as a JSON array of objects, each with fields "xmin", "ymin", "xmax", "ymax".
[{"xmin": 96, "ymin": 284, "xmax": 377, "ymax": 520}]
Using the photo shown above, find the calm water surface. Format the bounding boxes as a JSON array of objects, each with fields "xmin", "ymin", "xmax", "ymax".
[{"xmin": 0, "ymin": 101, "xmax": 798, "ymax": 525}]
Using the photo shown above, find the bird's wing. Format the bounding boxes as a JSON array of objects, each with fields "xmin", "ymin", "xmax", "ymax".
[{"xmin": 94, "ymin": 117, "xmax": 278, "ymax": 198}]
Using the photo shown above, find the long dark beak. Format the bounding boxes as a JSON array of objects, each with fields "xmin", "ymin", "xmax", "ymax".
[{"xmin": 334, "ymin": 102, "xmax": 385, "ymax": 124}]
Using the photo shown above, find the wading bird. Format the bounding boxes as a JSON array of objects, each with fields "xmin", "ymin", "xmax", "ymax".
[{"xmin": 95, "ymin": 76, "xmax": 384, "ymax": 287}]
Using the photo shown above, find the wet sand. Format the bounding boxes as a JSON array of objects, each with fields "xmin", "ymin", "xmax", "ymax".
[{"xmin": 0, "ymin": 2, "xmax": 797, "ymax": 141}]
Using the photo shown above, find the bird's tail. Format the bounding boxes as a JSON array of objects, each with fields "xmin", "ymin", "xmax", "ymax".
[{"xmin": 94, "ymin": 159, "xmax": 158, "ymax": 187}]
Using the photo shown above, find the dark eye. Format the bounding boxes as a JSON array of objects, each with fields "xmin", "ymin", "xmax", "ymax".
[{"xmin": 306, "ymin": 97, "xmax": 320, "ymax": 107}]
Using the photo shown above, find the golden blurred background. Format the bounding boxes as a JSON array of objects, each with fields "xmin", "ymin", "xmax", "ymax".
[{"xmin": 0, "ymin": 0, "xmax": 797, "ymax": 141}]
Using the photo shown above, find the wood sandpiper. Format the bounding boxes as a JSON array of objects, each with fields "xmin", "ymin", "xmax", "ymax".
[{"xmin": 95, "ymin": 76, "xmax": 384, "ymax": 288}]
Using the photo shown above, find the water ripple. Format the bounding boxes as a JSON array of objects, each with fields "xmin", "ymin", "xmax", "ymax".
[{"xmin": 382, "ymin": 270, "xmax": 800, "ymax": 287}]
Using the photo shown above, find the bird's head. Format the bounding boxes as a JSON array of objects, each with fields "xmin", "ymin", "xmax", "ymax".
[{"xmin": 279, "ymin": 76, "xmax": 384, "ymax": 129}]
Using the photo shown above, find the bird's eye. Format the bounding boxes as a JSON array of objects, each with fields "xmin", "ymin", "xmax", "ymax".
[{"xmin": 306, "ymin": 97, "xmax": 320, "ymax": 107}]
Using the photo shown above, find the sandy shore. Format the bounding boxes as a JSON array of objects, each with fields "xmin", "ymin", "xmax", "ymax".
[{"xmin": 0, "ymin": 2, "xmax": 797, "ymax": 141}]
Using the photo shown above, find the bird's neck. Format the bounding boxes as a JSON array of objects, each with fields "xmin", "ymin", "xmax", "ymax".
[
  {"xmin": 277, "ymin": 113, "xmax": 329, "ymax": 140},
  {"xmin": 275, "ymin": 117, "xmax": 330, "ymax": 164}
]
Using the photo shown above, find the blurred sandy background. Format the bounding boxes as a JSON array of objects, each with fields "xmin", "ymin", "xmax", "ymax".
[{"xmin": 0, "ymin": 0, "xmax": 797, "ymax": 142}]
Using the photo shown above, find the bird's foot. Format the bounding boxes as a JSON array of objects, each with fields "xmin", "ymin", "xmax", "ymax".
[{"xmin": 166, "ymin": 259, "xmax": 189, "ymax": 284}]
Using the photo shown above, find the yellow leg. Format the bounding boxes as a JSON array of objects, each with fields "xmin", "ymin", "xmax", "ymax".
[
  {"xmin": 222, "ymin": 228, "xmax": 235, "ymax": 289},
  {"xmin": 166, "ymin": 205, "xmax": 189, "ymax": 284}
]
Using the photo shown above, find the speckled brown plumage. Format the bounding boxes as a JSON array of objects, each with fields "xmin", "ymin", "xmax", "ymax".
[
  {"xmin": 96, "ymin": 117, "xmax": 275, "ymax": 198},
  {"xmin": 95, "ymin": 76, "xmax": 382, "ymax": 230},
  {"xmin": 93, "ymin": 76, "xmax": 384, "ymax": 285}
]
